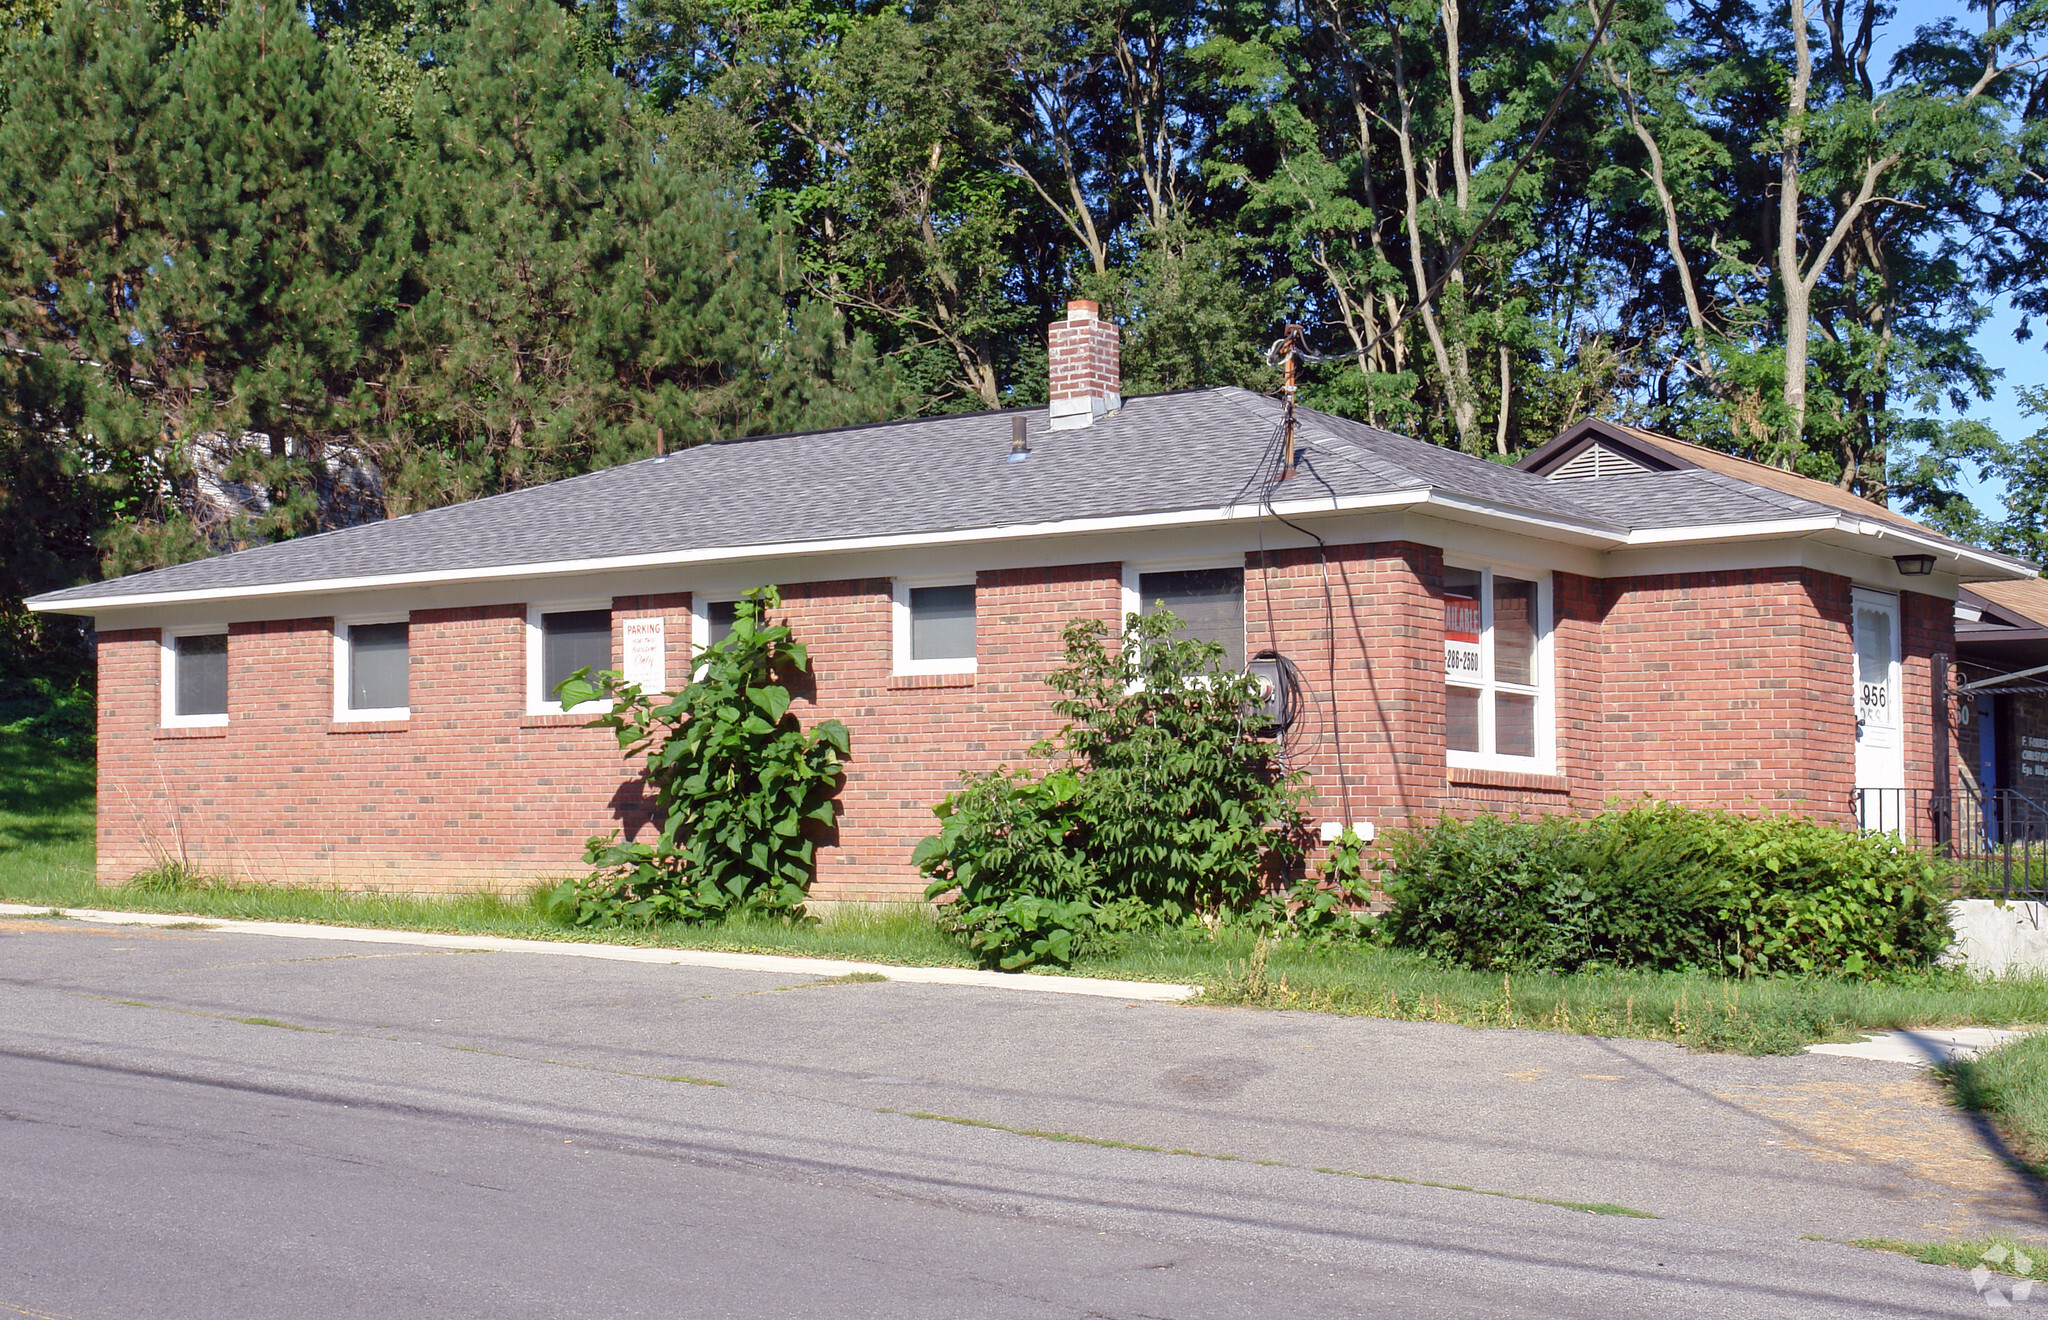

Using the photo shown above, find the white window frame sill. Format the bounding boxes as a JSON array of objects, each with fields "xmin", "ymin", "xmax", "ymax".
[
  {"xmin": 334, "ymin": 706, "xmax": 412, "ymax": 724},
  {"xmin": 527, "ymin": 599, "xmax": 617, "ymax": 717},
  {"xmin": 1447, "ymin": 750, "xmax": 1557, "ymax": 777},
  {"xmin": 1442, "ymin": 559, "xmax": 1555, "ymax": 771},
  {"xmin": 160, "ymin": 624, "xmax": 230, "ymax": 730},
  {"xmin": 161, "ymin": 712, "xmax": 229, "ymax": 730},
  {"xmin": 892, "ymin": 575, "xmax": 979, "ymax": 678},
  {"xmin": 333, "ymin": 615, "xmax": 412, "ymax": 724}
]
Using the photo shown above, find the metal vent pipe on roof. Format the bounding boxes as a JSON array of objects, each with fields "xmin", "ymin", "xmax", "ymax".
[{"xmin": 1007, "ymin": 415, "xmax": 1031, "ymax": 461}]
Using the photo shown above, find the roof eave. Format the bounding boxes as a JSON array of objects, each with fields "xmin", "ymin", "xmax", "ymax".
[
  {"xmin": 1620, "ymin": 515, "xmax": 2037, "ymax": 581},
  {"xmin": 37, "ymin": 491, "xmax": 2029, "ymax": 618},
  {"xmin": 29, "ymin": 490, "xmax": 1443, "ymax": 615}
]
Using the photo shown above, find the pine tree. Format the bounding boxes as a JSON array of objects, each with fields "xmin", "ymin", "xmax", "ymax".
[
  {"xmin": 0, "ymin": 0, "xmax": 185, "ymax": 633},
  {"xmin": 381, "ymin": 0, "xmax": 898, "ymax": 510},
  {"xmin": 0, "ymin": 0, "xmax": 401, "ymax": 581}
]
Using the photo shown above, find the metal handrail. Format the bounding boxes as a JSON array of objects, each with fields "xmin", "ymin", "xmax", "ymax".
[{"xmin": 1853, "ymin": 786, "xmax": 2048, "ymax": 901}]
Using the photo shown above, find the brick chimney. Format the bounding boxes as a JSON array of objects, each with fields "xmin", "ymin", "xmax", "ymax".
[{"xmin": 1047, "ymin": 300, "xmax": 1121, "ymax": 431}]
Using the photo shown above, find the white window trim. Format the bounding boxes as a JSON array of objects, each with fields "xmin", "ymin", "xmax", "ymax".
[
  {"xmin": 690, "ymin": 593, "xmax": 741, "ymax": 654},
  {"xmin": 1444, "ymin": 561, "xmax": 1556, "ymax": 775},
  {"xmin": 893, "ymin": 576, "xmax": 979, "ymax": 676},
  {"xmin": 526, "ymin": 601, "xmax": 615, "ymax": 716},
  {"xmin": 1120, "ymin": 557, "xmax": 1246, "ymax": 626},
  {"xmin": 690, "ymin": 593, "xmax": 741, "ymax": 683},
  {"xmin": 1119, "ymin": 558, "xmax": 1250, "ymax": 695},
  {"xmin": 160, "ymin": 624, "xmax": 230, "ymax": 728},
  {"xmin": 332, "ymin": 615, "xmax": 411, "ymax": 722}
]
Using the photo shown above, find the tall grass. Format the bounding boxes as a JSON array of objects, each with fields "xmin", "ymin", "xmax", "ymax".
[
  {"xmin": 5, "ymin": 861, "xmax": 977, "ymax": 967},
  {"xmin": 1943, "ymin": 1033, "xmax": 2048, "ymax": 1170},
  {"xmin": 1190, "ymin": 935, "xmax": 2048, "ymax": 1055}
]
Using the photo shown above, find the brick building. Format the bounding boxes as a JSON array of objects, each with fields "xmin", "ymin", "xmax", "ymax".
[{"xmin": 30, "ymin": 303, "xmax": 2037, "ymax": 900}]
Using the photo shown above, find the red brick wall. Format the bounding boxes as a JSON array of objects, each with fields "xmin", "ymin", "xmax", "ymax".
[
  {"xmin": 789, "ymin": 565, "xmax": 1124, "ymax": 901},
  {"xmin": 1597, "ymin": 568, "xmax": 1857, "ymax": 815},
  {"xmin": 93, "ymin": 553, "xmax": 1902, "ymax": 899},
  {"xmin": 1901, "ymin": 588, "xmax": 1961, "ymax": 802}
]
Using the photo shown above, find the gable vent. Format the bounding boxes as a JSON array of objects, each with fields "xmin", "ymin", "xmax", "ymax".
[{"xmin": 1548, "ymin": 443, "xmax": 1651, "ymax": 481}]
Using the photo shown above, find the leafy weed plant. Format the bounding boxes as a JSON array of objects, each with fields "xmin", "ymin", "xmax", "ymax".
[
  {"xmin": 915, "ymin": 611, "xmax": 1367, "ymax": 968},
  {"xmin": 548, "ymin": 585, "xmax": 850, "ymax": 927}
]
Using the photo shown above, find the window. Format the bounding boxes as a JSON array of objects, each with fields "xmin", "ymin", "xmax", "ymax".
[
  {"xmin": 161, "ymin": 628, "xmax": 229, "ymax": 727},
  {"xmin": 705, "ymin": 599, "xmax": 738, "ymax": 647},
  {"xmin": 527, "ymin": 605, "xmax": 613, "ymax": 713},
  {"xmin": 893, "ymin": 580, "xmax": 977, "ymax": 674},
  {"xmin": 1126, "ymin": 566, "xmax": 1245, "ymax": 670},
  {"xmin": 334, "ymin": 620, "xmax": 409, "ymax": 720},
  {"xmin": 1444, "ymin": 564, "xmax": 1551, "ymax": 769}
]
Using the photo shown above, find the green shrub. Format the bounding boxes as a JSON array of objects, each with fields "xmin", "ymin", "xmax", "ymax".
[
  {"xmin": 917, "ymin": 767, "xmax": 1101, "ymax": 968},
  {"xmin": 915, "ymin": 610, "xmax": 1336, "ymax": 969},
  {"xmin": 1380, "ymin": 803, "xmax": 1953, "ymax": 977},
  {"xmin": 545, "ymin": 586, "xmax": 850, "ymax": 927}
]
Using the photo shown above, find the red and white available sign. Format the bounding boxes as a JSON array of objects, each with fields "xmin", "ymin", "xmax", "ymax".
[
  {"xmin": 622, "ymin": 617, "xmax": 666, "ymax": 693},
  {"xmin": 1445, "ymin": 594, "xmax": 1481, "ymax": 680}
]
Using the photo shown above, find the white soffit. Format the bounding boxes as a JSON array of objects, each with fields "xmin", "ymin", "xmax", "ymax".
[{"xmin": 36, "ymin": 487, "xmax": 2030, "ymax": 621}]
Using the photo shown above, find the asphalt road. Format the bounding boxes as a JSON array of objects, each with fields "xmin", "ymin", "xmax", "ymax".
[{"xmin": 3, "ymin": 916, "xmax": 2041, "ymax": 1318}]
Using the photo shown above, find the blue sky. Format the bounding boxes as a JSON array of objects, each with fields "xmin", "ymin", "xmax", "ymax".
[{"xmin": 1878, "ymin": 0, "xmax": 2038, "ymax": 519}]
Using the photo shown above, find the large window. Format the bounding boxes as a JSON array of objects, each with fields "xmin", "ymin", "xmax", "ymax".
[
  {"xmin": 1443, "ymin": 564, "xmax": 1550, "ymax": 769},
  {"xmin": 334, "ymin": 620, "xmax": 409, "ymax": 720},
  {"xmin": 528, "ymin": 605, "xmax": 613, "ymax": 713},
  {"xmin": 162, "ymin": 628, "xmax": 229, "ymax": 727},
  {"xmin": 1127, "ymin": 566, "xmax": 1245, "ymax": 669},
  {"xmin": 893, "ymin": 580, "xmax": 977, "ymax": 674}
]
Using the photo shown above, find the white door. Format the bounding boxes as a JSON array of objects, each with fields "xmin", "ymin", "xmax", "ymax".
[{"xmin": 1853, "ymin": 588, "xmax": 1904, "ymax": 828}]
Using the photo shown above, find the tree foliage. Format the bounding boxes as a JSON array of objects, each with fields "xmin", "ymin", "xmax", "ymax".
[
  {"xmin": 0, "ymin": 0, "xmax": 899, "ymax": 682},
  {"xmin": 6, "ymin": 0, "xmax": 2048, "ymax": 691}
]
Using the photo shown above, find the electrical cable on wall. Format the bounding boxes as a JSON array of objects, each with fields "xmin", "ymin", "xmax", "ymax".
[{"xmin": 1238, "ymin": 0, "xmax": 1621, "ymax": 837}]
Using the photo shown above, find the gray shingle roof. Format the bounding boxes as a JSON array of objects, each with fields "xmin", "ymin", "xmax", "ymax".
[
  {"xmin": 25, "ymin": 387, "xmax": 1983, "ymax": 607},
  {"xmin": 1545, "ymin": 469, "xmax": 1846, "ymax": 529}
]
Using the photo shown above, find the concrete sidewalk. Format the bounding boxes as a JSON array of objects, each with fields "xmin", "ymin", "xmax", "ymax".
[{"xmin": 0, "ymin": 901, "xmax": 1197, "ymax": 1000}]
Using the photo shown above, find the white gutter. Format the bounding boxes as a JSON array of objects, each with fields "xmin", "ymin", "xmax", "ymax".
[
  {"xmin": 31, "ymin": 486, "xmax": 2032, "ymax": 616},
  {"xmin": 31, "ymin": 489, "xmax": 1439, "ymax": 613}
]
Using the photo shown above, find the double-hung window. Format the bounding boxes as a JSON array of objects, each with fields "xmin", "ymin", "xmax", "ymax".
[
  {"xmin": 161, "ymin": 627, "xmax": 229, "ymax": 728},
  {"xmin": 1444, "ymin": 564, "xmax": 1551, "ymax": 770},
  {"xmin": 528, "ymin": 604, "xmax": 613, "ymax": 714},
  {"xmin": 893, "ymin": 580, "xmax": 977, "ymax": 674},
  {"xmin": 334, "ymin": 619, "xmax": 409, "ymax": 720},
  {"xmin": 1124, "ymin": 565, "xmax": 1245, "ymax": 669}
]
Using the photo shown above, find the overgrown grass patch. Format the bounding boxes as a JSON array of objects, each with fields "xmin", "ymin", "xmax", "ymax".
[
  {"xmin": 1941, "ymin": 1033, "xmax": 2048, "ymax": 1172},
  {"xmin": 1184, "ymin": 935, "xmax": 2048, "ymax": 1056},
  {"xmin": 1850, "ymin": 1235, "xmax": 2048, "ymax": 1279},
  {"xmin": 2, "ymin": 860, "xmax": 979, "ymax": 968},
  {"xmin": 12, "ymin": 856, "xmax": 2048, "ymax": 1055},
  {"xmin": 9, "ymin": 738, "xmax": 2048, "ymax": 1056}
]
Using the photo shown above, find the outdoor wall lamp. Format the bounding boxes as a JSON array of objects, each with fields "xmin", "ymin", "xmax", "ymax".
[{"xmin": 1894, "ymin": 553, "xmax": 1937, "ymax": 576}]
